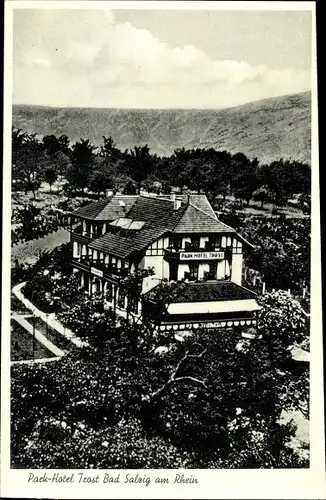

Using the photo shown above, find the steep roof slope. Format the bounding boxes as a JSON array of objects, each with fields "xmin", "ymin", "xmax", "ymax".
[
  {"xmin": 71, "ymin": 195, "xmax": 138, "ymax": 221},
  {"xmin": 173, "ymin": 203, "xmax": 234, "ymax": 234},
  {"xmin": 89, "ymin": 227, "xmax": 168, "ymax": 259},
  {"xmin": 126, "ymin": 195, "xmax": 188, "ymax": 231}
]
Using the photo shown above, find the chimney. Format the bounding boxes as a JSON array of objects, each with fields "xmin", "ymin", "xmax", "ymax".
[
  {"xmin": 171, "ymin": 193, "xmax": 181, "ymax": 210},
  {"xmin": 119, "ymin": 200, "xmax": 126, "ymax": 214}
]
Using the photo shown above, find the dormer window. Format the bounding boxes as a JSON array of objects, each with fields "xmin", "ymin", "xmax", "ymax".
[{"xmin": 109, "ymin": 218, "xmax": 145, "ymax": 237}]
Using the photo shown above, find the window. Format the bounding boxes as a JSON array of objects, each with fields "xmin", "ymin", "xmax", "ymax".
[
  {"xmin": 117, "ymin": 290, "xmax": 126, "ymax": 309},
  {"xmin": 170, "ymin": 236, "xmax": 181, "ymax": 250},
  {"xmin": 188, "ymin": 263, "xmax": 199, "ymax": 281},
  {"xmin": 191, "ymin": 236, "xmax": 200, "ymax": 249},
  {"xmin": 202, "ymin": 262, "xmax": 216, "ymax": 281},
  {"xmin": 104, "ymin": 282, "xmax": 113, "ymax": 301},
  {"xmin": 208, "ymin": 236, "xmax": 221, "ymax": 249}
]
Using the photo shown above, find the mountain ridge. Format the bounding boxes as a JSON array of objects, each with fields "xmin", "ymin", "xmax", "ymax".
[{"xmin": 12, "ymin": 91, "xmax": 311, "ymax": 164}]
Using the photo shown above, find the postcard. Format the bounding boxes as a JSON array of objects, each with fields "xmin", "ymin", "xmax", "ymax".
[{"xmin": 1, "ymin": 1, "xmax": 324, "ymax": 499}]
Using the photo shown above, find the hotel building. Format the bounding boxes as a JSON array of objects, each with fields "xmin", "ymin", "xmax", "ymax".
[{"xmin": 69, "ymin": 194, "xmax": 260, "ymax": 332}]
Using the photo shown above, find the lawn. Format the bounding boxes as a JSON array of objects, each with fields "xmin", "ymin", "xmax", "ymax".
[
  {"xmin": 31, "ymin": 317, "xmax": 74, "ymax": 352},
  {"xmin": 11, "ymin": 319, "xmax": 54, "ymax": 361},
  {"xmin": 11, "ymin": 188, "xmax": 66, "ymax": 211},
  {"xmin": 11, "ymin": 228, "xmax": 70, "ymax": 266},
  {"xmin": 213, "ymin": 194, "xmax": 308, "ymax": 219}
]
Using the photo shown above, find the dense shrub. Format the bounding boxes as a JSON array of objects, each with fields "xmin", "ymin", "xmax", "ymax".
[{"xmin": 11, "ymin": 308, "xmax": 309, "ymax": 469}]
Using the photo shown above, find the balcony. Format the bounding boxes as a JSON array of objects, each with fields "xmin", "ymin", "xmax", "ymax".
[
  {"xmin": 70, "ymin": 225, "xmax": 92, "ymax": 245},
  {"xmin": 70, "ymin": 224, "xmax": 104, "ymax": 242},
  {"xmin": 71, "ymin": 257, "xmax": 129, "ymax": 280}
]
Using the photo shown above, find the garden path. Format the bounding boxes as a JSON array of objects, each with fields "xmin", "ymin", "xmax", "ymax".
[
  {"xmin": 12, "ymin": 282, "xmax": 86, "ymax": 348},
  {"xmin": 12, "ymin": 314, "xmax": 64, "ymax": 357}
]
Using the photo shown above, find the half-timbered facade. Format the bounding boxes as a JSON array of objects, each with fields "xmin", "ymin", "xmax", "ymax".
[{"xmin": 69, "ymin": 194, "xmax": 260, "ymax": 331}]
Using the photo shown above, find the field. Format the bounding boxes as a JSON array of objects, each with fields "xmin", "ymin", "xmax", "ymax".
[
  {"xmin": 11, "ymin": 190, "xmax": 70, "ymax": 265},
  {"xmin": 11, "ymin": 319, "xmax": 54, "ymax": 361},
  {"xmin": 11, "ymin": 228, "xmax": 70, "ymax": 265},
  {"xmin": 214, "ymin": 194, "xmax": 308, "ymax": 218},
  {"xmin": 11, "ymin": 184, "xmax": 66, "ymax": 210},
  {"xmin": 32, "ymin": 317, "xmax": 74, "ymax": 352}
]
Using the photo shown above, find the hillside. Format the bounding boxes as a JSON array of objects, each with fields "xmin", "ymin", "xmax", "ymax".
[{"xmin": 12, "ymin": 91, "xmax": 311, "ymax": 164}]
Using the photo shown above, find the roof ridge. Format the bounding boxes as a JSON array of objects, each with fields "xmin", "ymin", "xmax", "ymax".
[
  {"xmin": 140, "ymin": 194, "xmax": 175, "ymax": 204},
  {"xmin": 189, "ymin": 202, "xmax": 218, "ymax": 221},
  {"xmin": 115, "ymin": 194, "xmax": 139, "ymax": 198}
]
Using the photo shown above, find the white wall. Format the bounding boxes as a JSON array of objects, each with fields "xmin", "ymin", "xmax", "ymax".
[
  {"xmin": 178, "ymin": 263, "xmax": 190, "ymax": 280},
  {"xmin": 182, "ymin": 236, "xmax": 191, "ymax": 249},
  {"xmin": 73, "ymin": 242, "xmax": 80, "ymax": 258},
  {"xmin": 142, "ymin": 255, "xmax": 165, "ymax": 279},
  {"xmin": 140, "ymin": 254, "xmax": 167, "ymax": 293},
  {"xmin": 200, "ymin": 236, "xmax": 209, "ymax": 248},
  {"xmin": 217, "ymin": 260, "xmax": 226, "ymax": 279},
  {"xmin": 231, "ymin": 253, "xmax": 243, "ymax": 285},
  {"xmin": 198, "ymin": 263, "xmax": 210, "ymax": 280}
]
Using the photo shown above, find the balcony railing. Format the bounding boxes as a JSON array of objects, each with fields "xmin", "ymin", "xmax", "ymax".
[
  {"xmin": 72, "ymin": 257, "xmax": 129, "ymax": 279},
  {"xmin": 169, "ymin": 242, "xmax": 220, "ymax": 252},
  {"xmin": 70, "ymin": 224, "xmax": 103, "ymax": 240}
]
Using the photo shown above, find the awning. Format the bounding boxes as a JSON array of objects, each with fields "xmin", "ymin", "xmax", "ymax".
[{"xmin": 167, "ymin": 299, "xmax": 261, "ymax": 315}]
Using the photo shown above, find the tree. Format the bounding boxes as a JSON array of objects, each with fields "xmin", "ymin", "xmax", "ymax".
[
  {"xmin": 12, "ymin": 133, "xmax": 45, "ymax": 198},
  {"xmin": 67, "ymin": 139, "xmax": 96, "ymax": 193},
  {"xmin": 257, "ymin": 159, "xmax": 310, "ymax": 206},
  {"xmin": 127, "ymin": 145, "xmax": 153, "ymax": 193},
  {"xmin": 231, "ymin": 154, "xmax": 259, "ymax": 205},
  {"xmin": 11, "ymin": 319, "xmax": 308, "ymax": 468},
  {"xmin": 100, "ymin": 136, "xmax": 123, "ymax": 162},
  {"xmin": 57, "ymin": 135, "xmax": 71, "ymax": 156},
  {"xmin": 211, "ymin": 151, "xmax": 232, "ymax": 199},
  {"xmin": 12, "ymin": 128, "xmax": 27, "ymax": 171},
  {"xmin": 44, "ymin": 167, "xmax": 58, "ymax": 193},
  {"xmin": 141, "ymin": 279, "xmax": 187, "ymax": 331},
  {"xmin": 89, "ymin": 158, "xmax": 113, "ymax": 198},
  {"xmin": 257, "ymin": 290, "xmax": 308, "ymax": 358},
  {"xmin": 253, "ymin": 186, "xmax": 272, "ymax": 208}
]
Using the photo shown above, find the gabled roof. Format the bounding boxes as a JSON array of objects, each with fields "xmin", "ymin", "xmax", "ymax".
[
  {"xmin": 71, "ymin": 198, "xmax": 111, "ymax": 220},
  {"xmin": 71, "ymin": 195, "xmax": 138, "ymax": 221},
  {"xmin": 157, "ymin": 194, "xmax": 216, "ymax": 219},
  {"xmin": 173, "ymin": 203, "xmax": 234, "ymax": 234},
  {"xmin": 79, "ymin": 193, "xmax": 253, "ymax": 257},
  {"xmin": 89, "ymin": 226, "xmax": 168, "ymax": 259},
  {"xmin": 145, "ymin": 281, "xmax": 257, "ymax": 303},
  {"xmin": 179, "ymin": 194, "xmax": 217, "ymax": 219}
]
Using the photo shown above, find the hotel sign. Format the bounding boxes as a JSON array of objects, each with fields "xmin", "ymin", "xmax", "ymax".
[
  {"xmin": 180, "ymin": 251, "xmax": 224, "ymax": 261},
  {"xmin": 91, "ymin": 267, "xmax": 103, "ymax": 278}
]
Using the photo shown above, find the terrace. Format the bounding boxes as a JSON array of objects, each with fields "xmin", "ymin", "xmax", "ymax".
[{"xmin": 71, "ymin": 256, "xmax": 129, "ymax": 280}]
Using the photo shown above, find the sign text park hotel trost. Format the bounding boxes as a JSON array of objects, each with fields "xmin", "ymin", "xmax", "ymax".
[{"xmin": 69, "ymin": 194, "xmax": 260, "ymax": 332}]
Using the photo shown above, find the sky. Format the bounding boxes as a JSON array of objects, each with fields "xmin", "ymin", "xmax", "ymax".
[{"xmin": 12, "ymin": 7, "xmax": 312, "ymax": 109}]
